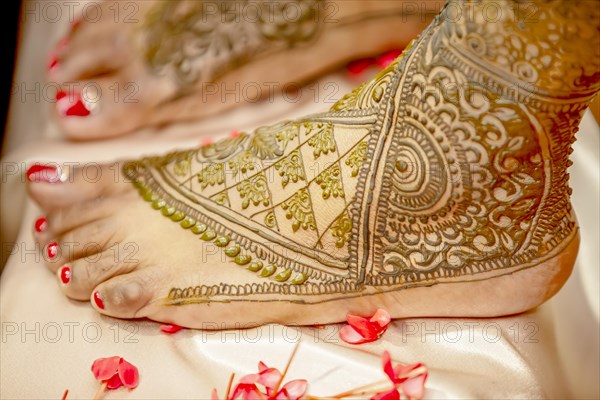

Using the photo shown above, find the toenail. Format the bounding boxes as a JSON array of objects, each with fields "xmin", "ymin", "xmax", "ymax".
[
  {"xmin": 56, "ymin": 91, "xmax": 91, "ymax": 117},
  {"xmin": 60, "ymin": 265, "xmax": 71, "ymax": 284},
  {"xmin": 26, "ymin": 164, "xmax": 62, "ymax": 183},
  {"xmin": 34, "ymin": 217, "xmax": 47, "ymax": 233},
  {"xmin": 46, "ymin": 242, "xmax": 59, "ymax": 259},
  {"xmin": 48, "ymin": 55, "xmax": 59, "ymax": 72},
  {"xmin": 93, "ymin": 291, "xmax": 105, "ymax": 309}
]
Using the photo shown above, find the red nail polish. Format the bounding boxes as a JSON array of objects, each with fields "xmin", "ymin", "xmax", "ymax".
[
  {"xmin": 60, "ymin": 265, "xmax": 71, "ymax": 284},
  {"xmin": 27, "ymin": 164, "xmax": 61, "ymax": 183},
  {"xmin": 93, "ymin": 291, "xmax": 105, "ymax": 309},
  {"xmin": 47, "ymin": 242, "xmax": 59, "ymax": 259},
  {"xmin": 34, "ymin": 217, "xmax": 48, "ymax": 233},
  {"xmin": 48, "ymin": 55, "xmax": 58, "ymax": 72},
  {"xmin": 56, "ymin": 91, "xmax": 91, "ymax": 117}
]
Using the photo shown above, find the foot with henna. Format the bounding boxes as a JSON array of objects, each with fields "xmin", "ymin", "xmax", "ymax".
[{"xmin": 29, "ymin": 0, "xmax": 599, "ymax": 328}]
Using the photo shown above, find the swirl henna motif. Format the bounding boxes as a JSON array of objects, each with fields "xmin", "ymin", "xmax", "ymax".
[{"xmin": 124, "ymin": 1, "xmax": 599, "ymax": 304}]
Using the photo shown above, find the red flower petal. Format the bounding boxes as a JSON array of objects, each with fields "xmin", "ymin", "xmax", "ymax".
[
  {"xmin": 277, "ymin": 379, "xmax": 307, "ymax": 400},
  {"xmin": 118, "ymin": 359, "xmax": 139, "ymax": 389},
  {"xmin": 341, "ymin": 309, "xmax": 391, "ymax": 344},
  {"xmin": 371, "ymin": 388, "xmax": 400, "ymax": 400},
  {"xmin": 369, "ymin": 309, "xmax": 391, "ymax": 328},
  {"xmin": 91, "ymin": 356, "xmax": 121, "ymax": 381},
  {"xmin": 339, "ymin": 325, "xmax": 369, "ymax": 344},
  {"xmin": 346, "ymin": 314, "xmax": 380, "ymax": 339},
  {"xmin": 160, "ymin": 324, "xmax": 183, "ymax": 334},
  {"xmin": 230, "ymin": 382, "xmax": 264, "ymax": 400},
  {"xmin": 381, "ymin": 351, "xmax": 396, "ymax": 383},
  {"xmin": 106, "ymin": 373, "xmax": 123, "ymax": 390},
  {"xmin": 401, "ymin": 372, "xmax": 428, "ymax": 400}
]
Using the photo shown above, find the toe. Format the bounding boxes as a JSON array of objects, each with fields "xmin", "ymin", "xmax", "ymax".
[
  {"xmin": 51, "ymin": 31, "xmax": 130, "ymax": 82},
  {"xmin": 27, "ymin": 162, "xmax": 133, "ymax": 210},
  {"xmin": 57, "ymin": 247, "xmax": 139, "ymax": 301},
  {"xmin": 91, "ymin": 268, "xmax": 160, "ymax": 318},
  {"xmin": 48, "ymin": 218, "xmax": 120, "ymax": 270},
  {"xmin": 53, "ymin": 75, "xmax": 151, "ymax": 140}
]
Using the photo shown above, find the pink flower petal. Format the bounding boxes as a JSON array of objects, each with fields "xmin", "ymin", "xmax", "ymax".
[
  {"xmin": 371, "ymin": 388, "xmax": 400, "ymax": 400},
  {"xmin": 369, "ymin": 309, "xmax": 391, "ymax": 328},
  {"xmin": 106, "ymin": 373, "xmax": 123, "ymax": 390},
  {"xmin": 91, "ymin": 356, "xmax": 121, "ymax": 381},
  {"xmin": 277, "ymin": 379, "xmax": 307, "ymax": 400},
  {"xmin": 211, "ymin": 388, "xmax": 219, "ymax": 400},
  {"xmin": 239, "ymin": 373, "xmax": 260, "ymax": 384},
  {"xmin": 258, "ymin": 367, "xmax": 282, "ymax": 394},
  {"xmin": 258, "ymin": 361, "xmax": 268, "ymax": 372},
  {"xmin": 339, "ymin": 325, "xmax": 369, "ymax": 344},
  {"xmin": 118, "ymin": 359, "xmax": 139, "ymax": 389},
  {"xmin": 401, "ymin": 372, "xmax": 428, "ymax": 400},
  {"xmin": 160, "ymin": 324, "xmax": 183, "ymax": 334},
  {"xmin": 381, "ymin": 351, "xmax": 396, "ymax": 383},
  {"xmin": 393, "ymin": 362, "xmax": 424, "ymax": 383}
]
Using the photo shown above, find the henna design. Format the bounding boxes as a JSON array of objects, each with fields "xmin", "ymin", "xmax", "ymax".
[
  {"xmin": 125, "ymin": 0, "xmax": 600, "ymax": 304},
  {"xmin": 144, "ymin": 0, "xmax": 325, "ymax": 86}
]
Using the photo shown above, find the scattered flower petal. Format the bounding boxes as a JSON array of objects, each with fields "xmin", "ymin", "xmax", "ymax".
[
  {"xmin": 371, "ymin": 388, "xmax": 400, "ymax": 400},
  {"xmin": 277, "ymin": 379, "xmax": 307, "ymax": 400},
  {"xmin": 376, "ymin": 351, "xmax": 428, "ymax": 400},
  {"xmin": 118, "ymin": 359, "xmax": 140, "ymax": 389},
  {"xmin": 160, "ymin": 324, "xmax": 184, "ymax": 334},
  {"xmin": 91, "ymin": 356, "xmax": 121, "ymax": 381},
  {"xmin": 339, "ymin": 309, "xmax": 391, "ymax": 344},
  {"xmin": 91, "ymin": 356, "xmax": 139, "ymax": 392}
]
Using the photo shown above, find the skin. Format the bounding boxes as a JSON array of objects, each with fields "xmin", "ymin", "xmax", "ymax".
[
  {"xmin": 51, "ymin": 0, "xmax": 437, "ymax": 140},
  {"xmin": 31, "ymin": 0, "xmax": 600, "ymax": 329}
]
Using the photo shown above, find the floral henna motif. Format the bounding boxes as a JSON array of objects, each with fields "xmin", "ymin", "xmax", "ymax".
[
  {"xmin": 144, "ymin": 0, "xmax": 325, "ymax": 86},
  {"xmin": 125, "ymin": 0, "xmax": 599, "ymax": 304}
]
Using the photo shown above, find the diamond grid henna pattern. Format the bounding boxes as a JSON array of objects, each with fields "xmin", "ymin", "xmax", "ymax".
[{"xmin": 124, "ymin": 0, "xmax": 599, "ymax": 304}]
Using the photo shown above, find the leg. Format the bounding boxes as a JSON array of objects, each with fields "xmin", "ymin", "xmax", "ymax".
[{"xmin": 30, "ymin": 0, "xmax": 600, "ymax": 327}]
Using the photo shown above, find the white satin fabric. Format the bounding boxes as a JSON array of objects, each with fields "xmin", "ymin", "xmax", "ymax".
[{"xmin": 1, "ymin": 2, "xmax": 599, "ymax": 398}]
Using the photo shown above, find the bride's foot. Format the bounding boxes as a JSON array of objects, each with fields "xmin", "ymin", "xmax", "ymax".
[
  {"xmin": 50, "ymin": 0, "xmax": 435, "ymax": 140},
  {"xmin": 30, "ymin": 0, "xmax": 599, "ymax": 328}
]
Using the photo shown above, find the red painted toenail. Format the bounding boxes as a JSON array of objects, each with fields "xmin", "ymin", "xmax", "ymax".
[
  {"xmin": 60, "ymin": 265, "xmax": 71, "ymax": 284},
  {"xmin": 27, "ymin": 164, "xmax": 61, "ymax": 183},
  {"xmin": 47, "ymin": 242, "xmax": 59, "ymax": 259},
  {"xmin": 48, "ymin": 55, "xmax": 59, "ymax": 72},
  {"xmin": 93, "ymin": 291, "xmax": 105, "ymax": 309},
  {"xmin": 56, "ymin": 91, "xmax": 91, "ymax": 117},
  {"xmin": 34, "ymin": 217, "xmax": 47, "ymax": 233}
]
